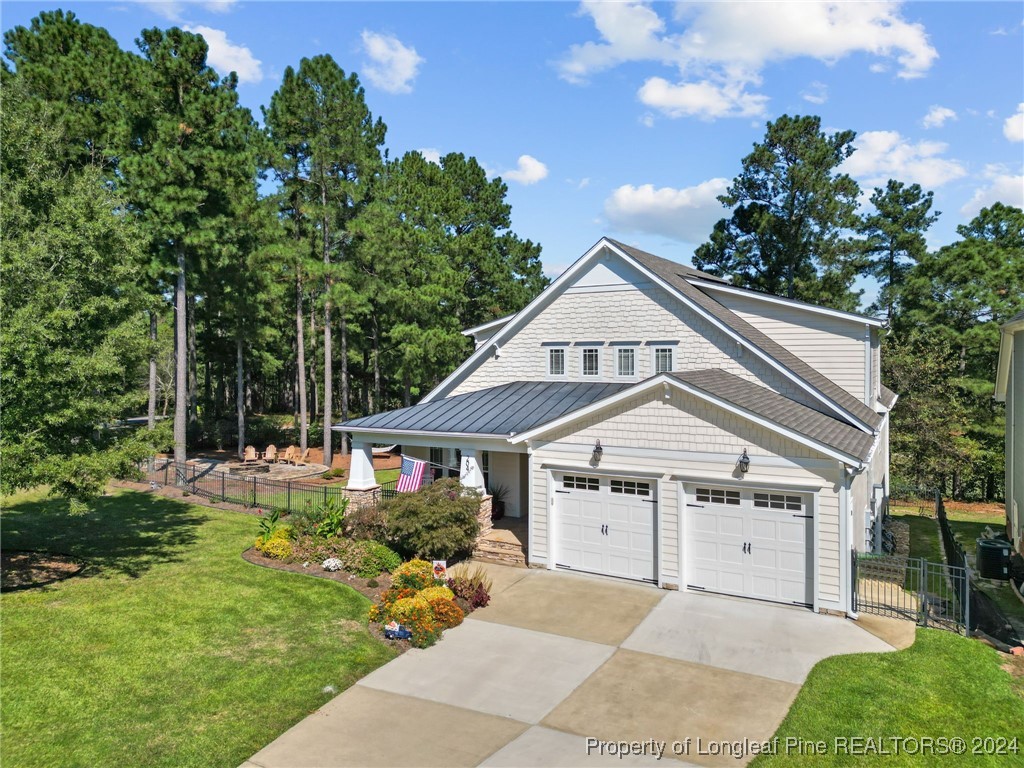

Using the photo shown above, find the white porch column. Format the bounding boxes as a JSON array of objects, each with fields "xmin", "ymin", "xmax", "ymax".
[
  {"xmin": 347, "ymin": 440, "xmax": 377, "ymax": 490},
  {"xmin": 459, "ymin": 448, "xmax": 487, "ymax": 494}
]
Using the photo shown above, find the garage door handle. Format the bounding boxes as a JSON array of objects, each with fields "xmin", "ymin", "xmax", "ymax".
[{"xmin": 687, "ymin": 503, "xmax": 704, "ymax": 508}]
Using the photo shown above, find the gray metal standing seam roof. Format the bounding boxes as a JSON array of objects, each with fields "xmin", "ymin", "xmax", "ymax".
[
  {"xmin": 337, "ymin": 380, "xmax": 632, "ymax": 436},
  {"xmin": 608, "ymin": 239, "xmax": 884, "ymax": 431}
]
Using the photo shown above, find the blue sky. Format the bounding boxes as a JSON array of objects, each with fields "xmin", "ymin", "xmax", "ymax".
[{"xmin": 4, "ymin": 1, "xmax": 1023, "ymax": 307}]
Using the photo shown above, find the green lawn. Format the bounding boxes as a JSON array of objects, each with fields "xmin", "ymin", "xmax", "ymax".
[
  {"xmin": 754, "ymin": 629, "xmax": 1024, "ymax": 767},
  {"xmin": 0, "ymin": 489, "xmax": 395, "ymax": 768}
]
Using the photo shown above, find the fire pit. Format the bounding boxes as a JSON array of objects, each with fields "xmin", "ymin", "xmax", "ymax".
[{"xmin": 226, "ymin": 462, "xmax": 271, "ymax": 475}]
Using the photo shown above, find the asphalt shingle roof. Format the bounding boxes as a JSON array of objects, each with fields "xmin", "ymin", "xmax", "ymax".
[
  {"xmin": 609, "ymin": 239, "xmax": 883, "ymax": 431},
  {"xmin": 338, "ymin": 380, "xmax": 632, "ymax": 436},
  {"xmin": 669, "ymin": 369, "xmax": 875, "ymax": 461},
  {"xmin": 879, "ymin": 384, "xmax": 898, "ymax": 409}
]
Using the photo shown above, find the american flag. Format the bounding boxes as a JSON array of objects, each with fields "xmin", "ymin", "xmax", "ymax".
[{"xmin": 396, "ymin": 456, "xmax": 427, "ymax": 492}]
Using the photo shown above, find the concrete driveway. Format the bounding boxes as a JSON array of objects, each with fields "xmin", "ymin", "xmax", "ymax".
[{"xmin": 244, "ymin": 564, "xmax": 897, "ymax": 768}]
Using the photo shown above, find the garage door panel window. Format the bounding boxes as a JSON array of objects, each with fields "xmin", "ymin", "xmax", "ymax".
[
  {"xmin": 563, "ymin": 475, "xmax": 599, "ymax": 491},
  {"xmin": 610, "ymin": 479, "xmax": 650, "ymax": 496},
  {"xmin": 695, "ymin": 487, "xmax": 740, "ymax": 505},
  {"xmin": 753, "ymin": 492, "xmax": 803, "ymax": 511}
]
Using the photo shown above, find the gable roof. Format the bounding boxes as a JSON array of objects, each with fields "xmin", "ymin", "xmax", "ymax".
[
  {"xmin": 337, "ymin": 380, "xmax": 632, "ymax": 437},
  {"xmin": 609, "ymin": 239, "xmax": 882, "ymax": 431},
  {"xmin": 668, "ymin": 370, "xmax": 875, "ymax": 461},
  {"xmin": 879, "ymin": 384, "xmax": 898, "ymax": 410}
]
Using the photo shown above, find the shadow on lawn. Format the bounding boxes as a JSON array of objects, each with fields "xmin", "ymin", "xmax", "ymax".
[{"xmin": 1, "ymin": 491, "xmax": 205, "ymax": 580}]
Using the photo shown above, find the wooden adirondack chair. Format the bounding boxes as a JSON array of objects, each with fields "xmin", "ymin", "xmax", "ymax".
[
  {"xmin": 279, "ymin": 445, "xmax": 297, "ymax": 464},
  {"xmin": 263, "ymin": 444, "xmax": 278, "ymax": 463},
  {"xmin": 289, "ymin": 447, "xmax": 310, "ymax": 466},
  {"xmin": 242, "ymin": 445, "xmax": 259, "ymax": 464}
]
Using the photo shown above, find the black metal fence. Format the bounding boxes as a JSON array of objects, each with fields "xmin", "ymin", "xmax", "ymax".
[
  {"xmin": 852, "ymin": 552, "xmax": 969, "ymax": 632},
  {"xmin": 141, "ymin": 459, "xmax": 368, "ymax": 514}
]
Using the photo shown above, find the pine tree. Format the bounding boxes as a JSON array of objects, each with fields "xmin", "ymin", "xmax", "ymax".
[
  {"xmin": 694, "ymin": 115, "xmax": 863, "ymax": 310},
  {"xmin": 860, "ymin": 180, "xmax": 939, "ymax": 324},
  {"xmin": 264, "ymin": 55, "xmax": 386, "ymax": 461}
]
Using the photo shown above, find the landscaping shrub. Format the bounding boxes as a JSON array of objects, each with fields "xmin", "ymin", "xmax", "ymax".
[
  {"xmin": 368, "ymin": 586, "xmax": 417, "ymax": 623},
  {"xmin": 361, "ymin": 541, "xmax": 402, "ymax": 576},
  {"xmin": 290, "ymin": 535, "xmax": 350, "ymax": 564},
  {"xmin": 322, "ymin": 557, "xmax": 343, "ymax": 572},
  {"xmin": 381, "ymin": 479, "xmax": 480, "ymax": 560},
  {"xmin": 321, "ymin": 467, "xmax": 346, "ymax": 480},
  {"xmin": 418, "ymin": 585, "xmax": 455, "ymax": 603},
  {"xmin": 255, "ymin": 528, "xmax": 293, "ymax": 560},
  {"xmin": 391, "ymin": 559, "xmax": 435, "ymax": 591},
  {"xmin": 428, "ymin": 598, "xmax": 464, "ymax": 629},
  {"xmin": 447, "ymin": 563, "xmax": 493, "ymax": 609},
  {"xmin": 345, "ymin": 503, "xmax": 389, "ymax": 542}
]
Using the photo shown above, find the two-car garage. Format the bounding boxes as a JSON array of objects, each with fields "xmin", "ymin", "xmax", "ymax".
[{"xmin": 552, "ymin": 472, "xmax": 814, "ymax": 608}]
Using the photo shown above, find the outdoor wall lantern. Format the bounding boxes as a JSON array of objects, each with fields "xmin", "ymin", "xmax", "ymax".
[
  {"xmin": 737, "ymin": 448, "xmax": 750, "ymax": 474},
  {"xmin": 592, "ymin": 439, "xmax": 603, "ymax": 463}
]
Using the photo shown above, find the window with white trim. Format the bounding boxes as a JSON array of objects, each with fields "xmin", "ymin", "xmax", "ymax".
[
  {"xmin": 610, "ymin": 479, "xmax": 650, "ymax": 496},
  {"xmin": 616, "ymin": 348, "xmax": 636, "ymax": 377},
  {"xmin": 563, "ymin": 475, "xmax": 599, "ymax": 491},
  {"xmin": 753, "ymin": 492, "xmax": 803, "ymax": 511},
  {"xmin": 548, "ymin": 348, "xmax": 566, "ymax": 377},
  {"xmin": 695, "ymin": 487, "xmax": 741, "ymax": 505},
  {"xmin": 581, "ymin": 348, "xmax": 600, "ymax": 376},
  {"xmin": 654, "ymin": 347, "xmax": 674, "ymax": 374}
]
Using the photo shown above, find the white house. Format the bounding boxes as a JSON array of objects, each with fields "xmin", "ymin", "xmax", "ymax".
[
  {"xmin": 996, "ymin": 310, "xmax": 1024, "ymax": 555},
  {"xmin": 337, "ymin": 238, "xmax": 895, "ymax": 616}
]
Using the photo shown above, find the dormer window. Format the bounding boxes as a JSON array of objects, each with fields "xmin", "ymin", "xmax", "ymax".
[
  {"xmin": 654, "ymin": 347, "xmax": 674, "ymax": 374},
  {"xmin": 582, "ymin": 348, "xmax": 601, "ymax": 376},
  {"xmin": 616, "ymin": 348, "xmax": 636, "ymax": 377},
  {"xmin": 548, "ymin": 348, "xmax": 566, "ymax": 377}
]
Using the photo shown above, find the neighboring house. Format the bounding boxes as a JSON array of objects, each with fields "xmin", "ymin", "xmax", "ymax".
[
  {"xmin": 337, "ymin": 238, "xmax": 895, "ymax": 616},
  {"xmin": 996, "ymin": 310, "xmax": 1024, "ymax": 555}
]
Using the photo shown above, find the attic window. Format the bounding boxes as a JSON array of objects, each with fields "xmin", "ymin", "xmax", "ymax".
[
  {"xmin": 548, "ymin": 348, "xmax": 566, "ymax": 377},
  {"xmin": 654, "ymin": 347, "xmax": 674, "ymax": 374},
  {"xmin": 582, "ymin": 348, "xmax": 600, "ymax": 376}
]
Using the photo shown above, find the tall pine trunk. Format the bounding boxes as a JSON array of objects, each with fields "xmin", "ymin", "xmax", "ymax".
[
  {"xmin": 236, "ymin": 336, "xmax": 245, "ymax": 459},
  {"xmin": 321, "ymin": 197, "xmax": 332, "ymax": 465},
  {"xmin": 340, "ymin": 315, "xmax": 349, "ymax": 455},
  {"xmin": 296, "ymin": 276, "xmax": 308, "ymax": 452},
  {"xmin": 188, "ymin": 294, "xmax": 198, "ymax": 425},
  {"xmin": 372, "ymin": 314, "xmax": 381, "ymax": 412},
  {"xmin": 173, "ymin": 247, "xmax": 187, "ymax": 468},
  {"xmin": 147, "ymin": 310, "xmax": 158, "ymax": 430}
]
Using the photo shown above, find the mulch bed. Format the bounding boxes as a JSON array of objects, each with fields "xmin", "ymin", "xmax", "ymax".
[
  {"xmin": 241, "ymin": 548, "xmax": 414, "ymax": 654},
  {"xmin": 1, "ymin": 550, "xmax": 83, "ymax": 592}
]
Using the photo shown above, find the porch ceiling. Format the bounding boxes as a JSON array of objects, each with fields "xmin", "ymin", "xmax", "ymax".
[{"xmin": 335, "ymin": 381, "xmax": 631, "ymax": 438}]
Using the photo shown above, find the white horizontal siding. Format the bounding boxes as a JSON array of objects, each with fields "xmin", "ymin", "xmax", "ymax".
[{"xmin": 716, "ymin": 293, "xmax": 868, "ymax": 402}]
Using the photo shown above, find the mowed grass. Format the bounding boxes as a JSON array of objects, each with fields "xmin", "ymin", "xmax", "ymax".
[
  {"xmin": 0, "ymin": 489, "xmax": 395, "ymax": 768},
  {"xmin": 754, "ymin": 629, "xmax": 1024, "ymax": 767}
]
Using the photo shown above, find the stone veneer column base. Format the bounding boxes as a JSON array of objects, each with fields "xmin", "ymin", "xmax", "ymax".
[
  {"xmin": 476, "ymin": 495, "xmax": 494, "ymax": 539},
  {"xmin": 341, "ymin": 486, "xmax": 381, "ymax": 507}
]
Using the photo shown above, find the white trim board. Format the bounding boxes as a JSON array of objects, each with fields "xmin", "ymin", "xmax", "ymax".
[{"xmin": 534, "ymin": 441, "xmax": 837, "ymax": 471}]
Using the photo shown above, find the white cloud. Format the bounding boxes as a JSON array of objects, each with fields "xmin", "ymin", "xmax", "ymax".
[
  {"xmin": 503, "ymin": 155, "xmax": 549, "ymax": 185},
  {"xmin": 138, "ymin": 1, "xmax": 184, "ymax": 21},
  {"xmin": 843, "ymin": 130, "xmax": 967, "ymax": 188},
  {"xmin": 603, "ymin": 178, "xmax": 730, "ymax": 242},
  {"xmin": 360, "ymin": 31, "xmax": 423, "ymax": 94},
  {"xmin": 559, "ymin": 1, "xmax": 937, "ymax": 120},
  {"xmin": 417, "ymin": 148, "xmax": 441, "ymax": 165},
  {"xmin": 638, "ymin": 77, "xmax": 768, "ymax": 119},
  {"xmin": 1004, "ymin": 103, "xmax": 1024, "ymax": 142},
  {"xmin": 183, "ymin": 25, "xmax": 262, "ymax": 83},
  {"xmin": 961, "ymin": 165, "xmax": 1024, "ymax": 217},
  {"xmin": 203, "ymin": 0, "xmax": 237, "ymax": 13},
  {"xmin": 801, "ymin": 81, "xmax": 828, "ymax": 105},
  {"xmin": 922, "ymin": 105, "xmax": 957, "ymax": 129}
]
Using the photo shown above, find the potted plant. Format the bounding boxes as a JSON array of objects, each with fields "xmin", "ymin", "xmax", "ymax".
[{"xmin": 489, "ymin": 483, "xmax": 509, "ymax": 521}]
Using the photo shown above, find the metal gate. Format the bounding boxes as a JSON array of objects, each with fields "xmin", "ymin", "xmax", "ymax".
[{"xmin": 852, "ymin": 552, "xmax": 970, "ymax": 634}]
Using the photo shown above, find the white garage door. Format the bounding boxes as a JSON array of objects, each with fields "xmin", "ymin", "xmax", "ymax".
[
  {"xmin": 554, "ymin": 473, "xmax": 656, "ymax": 582},
  {"xmin": 686, "ymin": 485, "xmax": 813, "ymax": 607}
]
